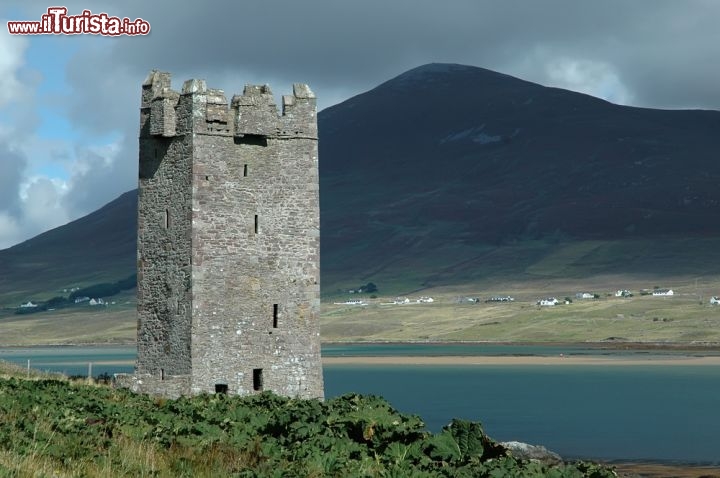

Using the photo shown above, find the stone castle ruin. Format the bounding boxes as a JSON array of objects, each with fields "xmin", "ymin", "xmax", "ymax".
[{"xmin": 116, "ymin": 70, "xmax": 323, "ymax": 399}]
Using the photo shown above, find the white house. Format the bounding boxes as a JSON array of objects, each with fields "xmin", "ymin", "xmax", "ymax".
[
  {"xmin": 334, "ymin": 299, "xmax": 366, "ymax": 306},
  {"xmin": 652, "ymin": 289, "xmax": 674, "ymax": 297},
  {"xmin": 710, "ymin": 296, "xmax": 720, "ymax": 305},
  {"xmin": 393, "ymin": 297, "xmax": 411, "ymax": 305},
  {"xmin": 74, "ymin": 296, "xmax": 90, "ymax": 304},
  {"xmin": 576, "ymin": 292, "xmax": 594, "ymax": 299},
  {"xmin": 615, "ymin": 290, "xmax": 632, "ymax": 297},
  {"xmin": 538, "ymin": 298, "xmax": 559, "ymax": 306},
  {"xmin": 19, "ymin": 301, "xmax": 38, "ymax": 308},
  {"xmin": 416, "ymin": 296, "xmax": 434, "ymax": 303},
  {"xmin": 487, "ymin": 296, "xmax": 514, "ymax": 303}
]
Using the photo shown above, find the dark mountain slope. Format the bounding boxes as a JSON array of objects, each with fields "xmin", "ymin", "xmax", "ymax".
[
  {"xmin": 2, "ymin": 63, "xmax": 720, "ymax": 304},
  {"xmin": 0, "ymin": 190, "xmax": 137, "ymax": 305},
  {"xmin": 319, "ymin": 63, "xmax": 720, "ymax": 289}
]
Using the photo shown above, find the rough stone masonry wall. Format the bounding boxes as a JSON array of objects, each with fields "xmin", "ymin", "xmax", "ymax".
[
  {"xmin": 189, "ymin": 84, "xmax": 323, "ymax": 399},
  {"xmin": 131, "ymin": 72, "xmax": 195, "ymax": 395}
]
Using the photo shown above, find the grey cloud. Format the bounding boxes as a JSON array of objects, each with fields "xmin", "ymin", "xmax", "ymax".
[
  {"xmin": 62, "ymin": 0, "xmax": 719, "ymax": 114},
  {"xmin": 53, "ymin": 0, "xmax": 720, "ymax": 219},
  {"xmin": 60, "ymin": 137, "xmax": 137, "ymax": 218},
  {"xmin": 0, "ymin": 144, "xmax": 27, "ymax": 218},
  {"xmin": 4, "ymin": 0, "xmax": 719, "ymax": 248}
]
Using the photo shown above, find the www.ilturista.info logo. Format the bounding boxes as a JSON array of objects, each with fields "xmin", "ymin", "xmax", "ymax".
[{"xmin": 7, "ymin": 7, "xmax": 150, "ymax": 35}]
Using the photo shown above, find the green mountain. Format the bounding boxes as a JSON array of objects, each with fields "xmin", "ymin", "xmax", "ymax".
[
  {"xmin": 2, "ymin": 63, "xmax": 720, "ymax": 305},
  {"xmin": 319, "ymin": 63, "xmax": 720, "ymax": 292},
  {"xmin": 0, "ymin": 190, "xmax": 136, "ymax": 306}
]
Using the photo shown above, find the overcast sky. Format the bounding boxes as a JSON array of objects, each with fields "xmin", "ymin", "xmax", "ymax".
[{"xmin": 0, "ymin": 0, "xmax": 718, "ymax": 249}]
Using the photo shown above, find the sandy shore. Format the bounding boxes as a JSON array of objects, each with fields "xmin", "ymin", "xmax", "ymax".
[
  {"xmin": 612, "ymin": 462, "xmax": 720, "ymax": 478},
  {"xmin": 322, "ymin": 355, "xmax": 720, "ymax": 366},
  {"xmin": 19, "ymin": 355, "xmax": 720, "ymax": 367}
]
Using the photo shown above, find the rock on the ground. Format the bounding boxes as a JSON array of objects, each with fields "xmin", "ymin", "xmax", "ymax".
[{"xmin": 501, "ymin": 441, "xmax": 564, "ymax": 465}]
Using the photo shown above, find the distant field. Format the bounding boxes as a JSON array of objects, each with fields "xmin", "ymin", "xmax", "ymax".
[
  {"xmin": 2, "ymin": 275, "xmax": 720, "ymax": 345},
  {"xmin": 321, "ymin": 275, "xmax": 720, "ymax": 343},
  {"xmin": 0, "ymin": 304, "xmax": 136, "ymax": 346}
]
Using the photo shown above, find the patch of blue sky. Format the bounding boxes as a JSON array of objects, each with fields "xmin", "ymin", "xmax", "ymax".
[
  {"xmin": 86, "ymin": 130, "xmax": 123, "ymax": 148},
  {"xmin": 26, "ymin": 35, "xmax": 78, "ymax": 96},
  {"xmin": 23, "ymin": 31, "xmax": 85, "ymax": 146},
  {"xmin": 37, "ymin": 108, "xmax": 74, "ymax": 141},
  {"xmin": 36, "ymin": 163, "xmax": 68, "ymax": 180},
  {"xmin": 1, "ymin": 5, "xmax": 27, "ymax": 21}
]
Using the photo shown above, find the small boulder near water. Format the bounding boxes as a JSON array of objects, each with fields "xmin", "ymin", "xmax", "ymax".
[{"xmin": 501, "ymin": 441, "xmax": 564, "ymax": 465}]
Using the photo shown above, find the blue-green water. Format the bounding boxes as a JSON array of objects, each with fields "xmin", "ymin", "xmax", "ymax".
[
  {"xmin": 323, "ymin": 342, "xmax": 720, "ymax": 359},
  {"xmin": 1, "ymin": 345, "xmax": 718, "ymax": 464},
  {"xmin": 0, "ymin": 346, "xmax": 136, "ymax": 377},
  {"xmin": 324, "ymin": 364, "xmax": 720, "ymax": 464}
]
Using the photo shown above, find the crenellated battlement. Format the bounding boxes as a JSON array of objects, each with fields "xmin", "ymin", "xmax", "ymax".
[{"xmin": 140, "ymin": 70, "xmax": 317, "ymax": 139}]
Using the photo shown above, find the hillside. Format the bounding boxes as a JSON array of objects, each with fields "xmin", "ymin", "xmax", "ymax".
[
  {"xmin": 0, "ymin": 190, "xmax": 137, "ymax": 306},
  {"xmin": 319, "ymin": 63, "xmax": 720, "ymax": 292},
  {"xmin": 2, "ymin": 63, "xmax": 720, "ymax": 306}
]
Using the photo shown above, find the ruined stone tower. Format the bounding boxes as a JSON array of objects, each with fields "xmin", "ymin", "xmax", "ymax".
[{"xmin": 117, "ymin": 70, "xmax": 323, "ymax": 399}]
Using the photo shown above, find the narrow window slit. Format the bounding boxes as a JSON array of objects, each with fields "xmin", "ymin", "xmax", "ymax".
[
  {"xmin": 273, "ymin": 304, "xmax": 278, "ymax": 328},
  {"xmin": 234, "ymin": 134, "xmax": 267, "ymax": 147},
  {"xmin": 164, "ymin": 209, "xmax": 170, "ymax": 229},
  {"xmin": 254, "ymin": 215, "xmax": 258, "ymax": 234},
  {"xmin": 253, "ymin": 369, "xmax": 263, "ymax": 391},
  {"xmin": 243, "ymin": 164, "xmax": 248, "ymax": 177}
]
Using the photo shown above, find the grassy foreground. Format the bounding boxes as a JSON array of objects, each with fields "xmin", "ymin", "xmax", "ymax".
[{"xmin": 0, "ymin": 362, "xmax": 613, "ymax": 477}]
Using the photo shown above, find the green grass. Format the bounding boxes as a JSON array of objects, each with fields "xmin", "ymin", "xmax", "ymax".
[
  {"xmin": 0, "ymin": 368, "xmax": 614, "ymax": 477},
  {"xmin": 322, "ymin": 277, "xmax": 720, "ymax": 343},
  {"xmin": 0, "ymin": 300, "xmax": 136, "ymax": 346}
]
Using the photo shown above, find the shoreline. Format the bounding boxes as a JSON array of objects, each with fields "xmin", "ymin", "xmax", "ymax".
[
  {"xmin": 609, "ymin": 461, "xmax": 720, "ymax": 478},
  {"xmin": 4, "ymin": 355, "xmax": 720, "ymax": 368},
  {"xmin": 1, "ymin": 340, "xmax": 720, "ymax": 350},
  {"xmin": 321, "ymin": 355, "xmax": 720, "ymax": 366},
  {"xmin": 322, "ymin": 339, "xmax": 720, "ymax": 350},
  {"xmin": 3, "ymin": 341, "xmax": 720, "ymax": 367}
]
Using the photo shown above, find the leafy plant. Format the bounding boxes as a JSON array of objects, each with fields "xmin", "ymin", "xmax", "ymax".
[{"xmin": 0, "ymin": 372, "xmax": 616, "ymax": 477}]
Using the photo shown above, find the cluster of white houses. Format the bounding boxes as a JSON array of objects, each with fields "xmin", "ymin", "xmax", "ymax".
[
  {"xmin": 73, "ymin": 297, "xmax": 109, "ymax": 306},
  {"xmin": 334, "ymin": 296, "xmax": 435, "ymax": 306},
  {"xmin": 330, "ymin": 287, "xmax": 720, "ymax": 309},
  {"xmin": 18, "ymin": 297, "xmax": 113, "ymax": 309},
  {"xmin": 537, "ymin": 288, "xmax": 677, "ymax": 306},
  {"xmin": 334, "ymin": 299, "xmax": 368, "ymax": 306},
  {"xmin": 388, "ymin": 296, "xmax": 435, "ymax": 305},
  {"xmin": 650, "ymin": 289, "xmax": 674, "ymax": 296}
]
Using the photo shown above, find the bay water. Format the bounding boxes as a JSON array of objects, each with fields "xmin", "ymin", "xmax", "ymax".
[{"xmin": 1, "ymin": 344, "xmax": 718, "ymax": 464}]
